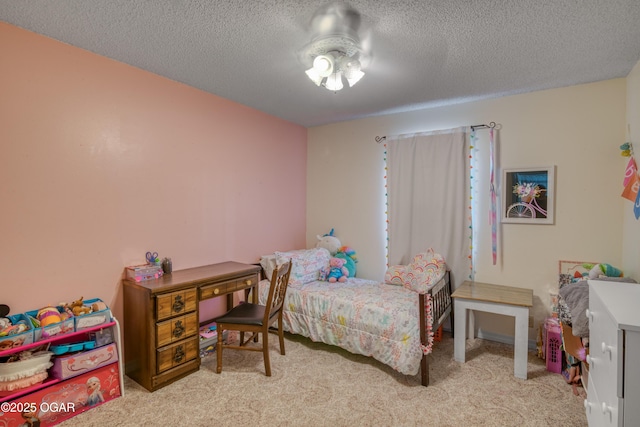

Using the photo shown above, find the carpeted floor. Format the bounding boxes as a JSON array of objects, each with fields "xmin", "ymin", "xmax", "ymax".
[{"xmin": 59, "ymin": 332, "xmax": 587, "ymax": 426}]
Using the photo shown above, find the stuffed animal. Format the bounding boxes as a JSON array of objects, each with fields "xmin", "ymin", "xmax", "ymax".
[
  {"xmin": 335, "ymin": 246, "xmax": 358, "ymax": 277},
  {"xmin": 66, "ymin": 297, "xmax": 92, "ymax": 316},
  {"xmin": 584, "ymin": 263, "xmax": 623, "ymax": 279},
  {"xmin": 316, "ymin": 229, "xmax": 341, "ymax": 256},
  {"xmin": 323, "ymin": 257, "xmax": 349, "ymax": 283}
]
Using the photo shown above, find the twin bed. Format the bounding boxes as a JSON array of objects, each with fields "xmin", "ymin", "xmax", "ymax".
[{"xmin": 258, "ymin": 247, "xmax": 453, "ymax": 386}]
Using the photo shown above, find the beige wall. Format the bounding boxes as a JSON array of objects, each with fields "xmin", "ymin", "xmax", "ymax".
[
  {"xmin": 0, "ymin": 23, "xmax": 308, "ymax": 322},
  {"xmin": 307, "ymin": 79, "xmax": 626, "ymax": 341},
  {"xmin": 623, "ymin": 60, "xmax": 640, "ymax": 278}
]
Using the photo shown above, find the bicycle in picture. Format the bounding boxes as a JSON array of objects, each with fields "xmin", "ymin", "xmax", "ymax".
[{"xmin": 505, "ymin": 182, "xmax": 547, "ymax": 219}]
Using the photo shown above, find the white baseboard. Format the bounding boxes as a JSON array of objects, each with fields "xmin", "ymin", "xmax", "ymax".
[{"xmin": 442, "ymin": 326, "xmax": 537, "ymax": 351}]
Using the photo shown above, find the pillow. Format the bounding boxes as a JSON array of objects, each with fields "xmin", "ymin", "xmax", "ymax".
[
  {"xmin": 384, "ymin": 249, "xmax": 447, "ymax": 293},
  {"xmin": 260, "ymin": 254, "xmax": 277, "ymax": 280},
  {"xmin": 275, "ymin": 247, "xmax": 331, "ymax": 285}
]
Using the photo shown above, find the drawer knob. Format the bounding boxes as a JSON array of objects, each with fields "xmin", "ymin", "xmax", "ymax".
[
  {"xmin": 174, "ymin": 345, "xmax": 185, "ymax": 363},
  {"xmin": 214, "ymin": 288, "xmax": 220, "ymax": 295},
  {"xmin": 173, "ymin": 320, "xmax": 184, "ymax": 338},
  {"xmin": 584, "ymin": 399, "xmax": 592, "ymax": 413},
  {"xmin": 601, "ymin": 402, "xmax": 613, "ymax": 415},
  {"xmin": 585, "ymin": 309, "xmax": 593, "ymax": 322},
  {"xmin": 173, "ymin": 296, "xmax": 184, "ymax": 313},
  {"xmin": 245, "ymin": 279, "xmax": 252, "ymax": 286},
  {"xmin": 601, "ymin": 342, "xmax": 613, "ymax": 355}
]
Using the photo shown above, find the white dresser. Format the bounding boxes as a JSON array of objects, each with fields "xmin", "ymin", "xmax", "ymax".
[{"xmin": 584, "ymin": 280, "xmax": 640, "ymax": 426}]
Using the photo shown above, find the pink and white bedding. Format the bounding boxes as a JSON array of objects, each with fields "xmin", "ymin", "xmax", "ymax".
[{"xmin": 258, "ymin": 277, "xmax": 431, "ymax": 376}]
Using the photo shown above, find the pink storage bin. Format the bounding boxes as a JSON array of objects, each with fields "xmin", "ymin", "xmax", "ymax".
[
  {"xmin": 51, "ymin": 343, "xmax": 118, "ymax": 380},
  {"xmin": 544, "ymin": 318, "xmax": 563, "ymax": 373}
]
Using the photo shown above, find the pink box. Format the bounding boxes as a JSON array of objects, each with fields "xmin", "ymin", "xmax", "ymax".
[{"xmin": 51, "ymin": 343, "xmax": 118, "ymax": 380}]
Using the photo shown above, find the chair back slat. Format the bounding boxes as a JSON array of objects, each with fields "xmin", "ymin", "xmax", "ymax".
[{"xmin": 264, "ymin": 259, "xmax": 292, "ymax": 323}]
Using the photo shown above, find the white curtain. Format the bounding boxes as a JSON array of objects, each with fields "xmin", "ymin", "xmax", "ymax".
[{"xmin": 386, "ymin": 127, "xmax": 470, "ymax": 288}]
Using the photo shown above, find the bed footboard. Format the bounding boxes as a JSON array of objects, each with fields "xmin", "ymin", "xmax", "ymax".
[{"xmin": 419, "ymin": 270, "xmax": 453, "ymax": 386}]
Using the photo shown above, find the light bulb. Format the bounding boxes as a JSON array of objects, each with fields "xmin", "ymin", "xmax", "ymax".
[
  {"xmin": 313, "ymin": 55, "xmax": 334, "ymax": 77},
  {"xmin": 325, "ymin": 72, "xmax": 343, "ymax": 91}
]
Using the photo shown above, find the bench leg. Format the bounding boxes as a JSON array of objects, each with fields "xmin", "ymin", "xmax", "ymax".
[
  {"xmin": 453, "ymin": 300, "xmax": 467, "ymax": 363},
  {"xmin": 514, "ymin": 307, "xmax": 529, "ymax": 379}
]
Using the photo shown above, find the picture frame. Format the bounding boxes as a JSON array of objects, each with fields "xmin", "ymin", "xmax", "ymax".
[{"xmin": 502, "ymin": 166, "xmax": 555, "ymax": 224}]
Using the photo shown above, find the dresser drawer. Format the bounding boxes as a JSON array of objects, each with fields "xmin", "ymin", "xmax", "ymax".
[
  {"xmin": 157, "ymin": 338, "xmax": 198, "ymax": 373},
  {"xmin": 156, "ymin": 312, "xmax": 198, "ymax": 348},
  {"xmin": 156, "ymin": 289, "xmax": 197, "ymax": 321},
  {"xmin": 587, "ymin": 288, "xmax": 619, "ymax": 401}
]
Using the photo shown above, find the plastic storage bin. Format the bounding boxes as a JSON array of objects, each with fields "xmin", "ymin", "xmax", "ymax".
[{"xmin": 544, "ymin": 318, "xmax": 563, "ymax": 373}]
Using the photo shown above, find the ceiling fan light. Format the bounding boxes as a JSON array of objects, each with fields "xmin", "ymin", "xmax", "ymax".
[
  {"xmin": 325, "ymin": 72, "xmax": 343, "ymax": 91},
  {"xmin": 305, "ymin": 67, "xmax": 324, "ymax": 86},
  {"xmin": 346, "ymin": 70, "xmax": 364, "ymax": 87},
  {"xmin": 313, "ymin": 55, "xmax": 334, "ymax": 77},
  {"xmin": 339, "ymin": 56, "xmax": 361, "ymax": 79}
]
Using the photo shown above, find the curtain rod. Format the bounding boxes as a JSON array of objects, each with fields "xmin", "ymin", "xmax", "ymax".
[{"xmin": 375, "ymin": 121, "xmax": 496, "ymax": 143}]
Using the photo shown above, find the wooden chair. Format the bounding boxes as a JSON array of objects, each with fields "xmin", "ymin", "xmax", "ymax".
[{"xmin": 213, "ymin": 259, "xmax": 292, "ymax": 376}]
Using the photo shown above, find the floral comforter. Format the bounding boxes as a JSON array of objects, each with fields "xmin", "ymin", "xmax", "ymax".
[{"xmin": 258, "ymin": 278, "xmax": 430, "ymax": 376}]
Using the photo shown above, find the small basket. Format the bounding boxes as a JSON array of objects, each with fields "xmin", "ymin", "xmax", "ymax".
[{"xmin": 545, "ymin": 318, "xmax": 563, "ymax": 373}]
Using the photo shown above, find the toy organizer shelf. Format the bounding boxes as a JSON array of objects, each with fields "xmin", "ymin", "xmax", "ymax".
[{"xmin": 0, "ymin": 319, "xmax": 124, "ymax": 426}]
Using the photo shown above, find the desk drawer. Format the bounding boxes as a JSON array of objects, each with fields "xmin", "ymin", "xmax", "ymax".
[
  {"xmin": 157, "ymin": 289, "xmax": 197, "ymax": 321},
  {"xmin": 157, "ymin": 338, "xmax": 198, "ymax": 373},
  {"xmin": 200, "ymin": 278, "xmax": 237, "ymax": 300},
  {"xmin": 156, "ymin": 312, "xmax": 198, "ymax": 348},
  {"xmin": 237, "ymin": 274, "xmax": 258, "ymax": 291}
]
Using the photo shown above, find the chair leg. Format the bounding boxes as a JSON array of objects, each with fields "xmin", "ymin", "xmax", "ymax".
[
  {"xmin": 263, "ymin": 331, "xmax": 271, "ymax": 376},
  {"xmin": 278, "ymin": 319, "xmax": 285, "ymax": 355},
  {"xmin": 216, "ymin": 326, "xmax": 224, "ymax": 374}
]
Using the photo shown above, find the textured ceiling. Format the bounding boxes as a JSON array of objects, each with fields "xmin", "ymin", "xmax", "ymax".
[{"xmin": 2, "ymin": 1, "xmax": 640, "ymax": 127}]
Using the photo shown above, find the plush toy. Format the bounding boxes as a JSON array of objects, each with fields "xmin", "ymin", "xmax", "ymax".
[
  {"xmin": 323, "ymin": 257, "xmax": 349, "ymax": 283},
  {"xmin": 335, "ymin": 246, "xmax": 358, "ymax": 277},
  {"xmin": 37, "ymin": 306, "xmax": 63, "ymax": 327},
  {"xmin": 66, "ymin": 297, "xmax": 92, "ymax": 316},
  {"xmin": 584, "ymin": 263, "xmax": 623, "ymax": 279},
  {"xmin": 316, "ymin": 228, "xmax": 341, "ymax": 256}
]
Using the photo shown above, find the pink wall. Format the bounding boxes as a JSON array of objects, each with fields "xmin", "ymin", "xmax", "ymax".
[{"xmin": 0, "ymin": 23, "xmax": 307, "ymax": 323}]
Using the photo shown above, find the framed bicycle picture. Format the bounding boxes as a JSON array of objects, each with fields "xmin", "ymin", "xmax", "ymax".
[{"xmin": 502, "ymin": 166, "xmax": 555, "ymax": 224}]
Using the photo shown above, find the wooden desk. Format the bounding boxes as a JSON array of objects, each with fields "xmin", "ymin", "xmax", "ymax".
[
  {"xmin": 123, "ymin": 261, "xmax": 260, "ymax": 391},
  {"xmin": 452, "ymin": 280, "xmax": 533, "ymax": 379}
]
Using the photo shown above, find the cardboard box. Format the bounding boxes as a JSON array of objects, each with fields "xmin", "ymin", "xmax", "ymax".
[
  {"xmin": 51, "ymin": 343, "xmax": 118, "ymax": 380},
  {"xmin": 561, "ymin": 321, "xmax": 587, "ymax": 360}
]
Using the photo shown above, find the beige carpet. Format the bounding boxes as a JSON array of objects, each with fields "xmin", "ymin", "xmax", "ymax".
[{"xmin": 60, "ymin": 332, "xmax": 587, "ymax": 426}]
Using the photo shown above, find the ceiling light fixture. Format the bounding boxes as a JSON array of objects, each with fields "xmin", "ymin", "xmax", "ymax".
[{"xmin": 304, "ymin": 34, "xmax": 365, "ymax": 92}]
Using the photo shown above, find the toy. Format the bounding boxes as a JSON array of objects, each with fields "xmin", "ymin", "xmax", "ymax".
[
  {"xmin": 316, "ymin": 229, "xmax": 341, "ymax": 256},
  {"xmin": 323, "ymin": 257, "xmax": 349, "ymax": 283},
  {"xmin": 37, "ymin": 306, "xmax": 62, "ymax": 327},
  {"xmin": 0, "ymin": 304, "xmax": 29, "ymax": 337},
  {"xmin": 583, "ymin": 263, "xmax": 623, "ymax": 279},
  {"xmin": 66, "ymin": 297, "xmax": 92, "ymax": 316},
  {"xmin": 335, "ymin": 246, "xmax": 358, "ymax": 277}
]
